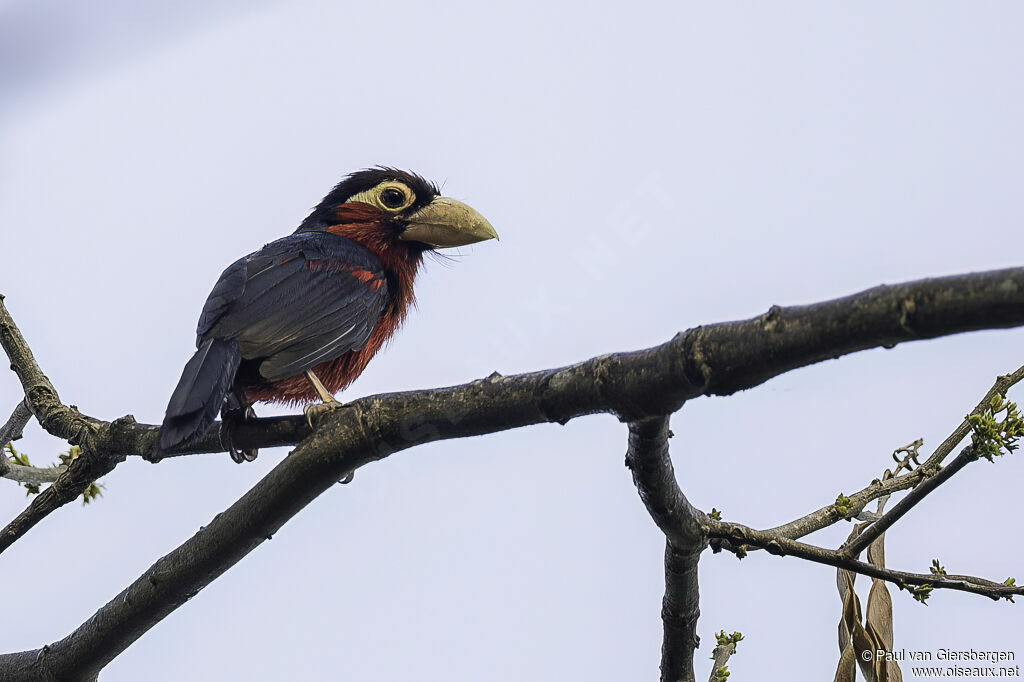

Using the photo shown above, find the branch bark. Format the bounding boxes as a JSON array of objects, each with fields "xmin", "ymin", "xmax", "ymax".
[
  {"xmin": 2, "ymin": 461, "xmax": 65, "ymax": 484},
  {"xmin": 626, "ymin": 417, "xmax": 708, "ymax": 682},
  {"xmin": 707, "ymin": 640, "xmax": 737, "ymax": 682},
  {"xmin": 0, "ymin": 399, "xmax": 33, "ymax": 480},
  {"xmin": 0, "ymin": 399, "xmax": 32, "ymax": 450}
]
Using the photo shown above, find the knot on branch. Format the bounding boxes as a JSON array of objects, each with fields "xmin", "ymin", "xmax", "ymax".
[
  {"xmin": 760, "ymin": 304, "xmax": 784, "ymax": 332},
  {"xmin": 898, "ymin": 296, "xmax": 918, "ymax": 335},
  {"xmin": 677, "ymin": 327, "xmax": 711, "ymax": 393}
]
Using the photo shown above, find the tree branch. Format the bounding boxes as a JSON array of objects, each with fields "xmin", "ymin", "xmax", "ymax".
[
  {"xmin": 0, "ymin": 399, "xmax": 32, "ymax": 449},
  {"xmin": 0, "ymin": 399, "xmax": 33, "ymax": 479},
  {"xmin": 2, "ymin": 461, "xmax": 65, "ymax": 485},
  {"xmin": 0, "ymin": 416, "xmax": 134, "ymax": 554},
  {"xmin": 757, "ymin": 468, "xmax": 919, "ymax": 542},
  {"xmin": 2, "ymin": 265, "xmax": 1024, "ymax": 678},
  {"xmin": 0, "ymin": 298, "xmax": 124, "ymax": 553},
  {"xmin": 707, "ymin": 640, "xmax": 738, "ymax": 682},
  {"xmin": 626, "ymin": 417, "xmax": 707, "ymax": 682},
  {"xmin": 706, "ymin": 520, "xmax": 1021, "ymax": 601},
  {"xmin": 0, "ymin": 296, "xmax": 101, "ymax": 444}
]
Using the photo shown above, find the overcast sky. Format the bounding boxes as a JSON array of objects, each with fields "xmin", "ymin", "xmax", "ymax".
[{"xmin": 2, "ymin": 2, "xmax": 1023, "ymax": 680}]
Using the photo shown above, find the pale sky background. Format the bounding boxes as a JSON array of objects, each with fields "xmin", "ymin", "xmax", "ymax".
[{"xmin": 2, "ymin": 2, "xmax": 1023, "ymax": 680}]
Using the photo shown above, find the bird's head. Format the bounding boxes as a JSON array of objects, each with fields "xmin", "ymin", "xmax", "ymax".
[{"xmin": 297, "ymin": 168, "xmax": 498, "ymax": 253}]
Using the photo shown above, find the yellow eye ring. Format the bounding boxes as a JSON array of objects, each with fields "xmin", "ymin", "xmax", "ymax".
[{"xmin": 343, "ymin": 181, "xmax": 415, "ymax": 212}]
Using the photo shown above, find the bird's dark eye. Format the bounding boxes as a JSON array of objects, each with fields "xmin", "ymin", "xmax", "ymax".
[{"xmin": 380, "ymin": 187, "xmax": 406, "ymax": 209}]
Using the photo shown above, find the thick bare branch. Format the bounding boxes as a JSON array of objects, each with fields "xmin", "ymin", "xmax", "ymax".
[
  {"xmin": 626, "ymin": 417, "xmax": 706, "ymax": 547},
  {"xmin": 707, "ymin": 520, "xmax": 1021, "ymax": 601},
  {"xmin": 662, "ymin": 544, "xmax": 702, "ymax": 682},
  {"xmin": 626, "ymin": 417, "xmax": 707, "ymax": 682}
]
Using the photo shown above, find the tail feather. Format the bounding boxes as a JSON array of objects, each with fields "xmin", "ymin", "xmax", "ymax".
[{"xmin": 157, "ymin": 338, "xmax": 241, "ymax": 453}]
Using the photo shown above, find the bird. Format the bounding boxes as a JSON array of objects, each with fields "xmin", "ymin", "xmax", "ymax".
[{"xmin": 155, "ymin": 168, "xmax": 498, "ymax": 462}]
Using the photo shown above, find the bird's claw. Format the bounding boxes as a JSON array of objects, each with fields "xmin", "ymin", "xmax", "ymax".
[
  {"xmin": 221, "ymin": 404, "xmax": 258, "ymax": 463},
  {"xmin": 304, "ymin": 400, "xmax": 344, "ymax": 429}
]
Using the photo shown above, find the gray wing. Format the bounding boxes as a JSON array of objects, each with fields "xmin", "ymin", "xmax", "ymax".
[{"xmin": 197, "ymin": 233, "xmax": 389, "ymax": 381}]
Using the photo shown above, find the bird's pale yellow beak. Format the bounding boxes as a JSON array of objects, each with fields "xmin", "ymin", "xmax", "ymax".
[{"xmin": 399, "ymin": 197, "xmax": 498, "ymax": 248}]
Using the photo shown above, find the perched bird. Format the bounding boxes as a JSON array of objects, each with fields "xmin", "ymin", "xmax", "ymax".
[{"xmin": 156, "ymin": 168, "xmax": 497, "ymax": 462}]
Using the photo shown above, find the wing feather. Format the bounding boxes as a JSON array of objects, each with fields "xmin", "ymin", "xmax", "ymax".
[{"xmin": 193, "ymin": 233, "xmax": 388, "ymax": 382}]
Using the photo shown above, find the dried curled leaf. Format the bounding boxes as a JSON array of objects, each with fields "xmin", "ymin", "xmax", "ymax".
[{"xmin": 834, "ymin": 498, "xmax": 902, "ymax": 682}]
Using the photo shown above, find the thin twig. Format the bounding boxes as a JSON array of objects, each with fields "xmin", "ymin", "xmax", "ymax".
[
  {"xmin": 707, "ymin": 520, "xmax": 1020, "ymax": 601},
  {"xmin": 916, "ymin": 365, "xmax": 1024, "ymax": 471},
  {"xmin": 3, "ymin": 462, "xmax": 66, "ymax": 484},
  {"xmin": 840, "ymin": 445, "xmax": 976, "ymax": 560},
  {"xmin": 841, "ymin": 366, "xmax": 1024, "ymax": 558},
  {"xmin": 760, "ymin": 468, "xmax": 922, "ymax": 542},
  {"xmin": 707, "ymin": 642, "xmax": 736, "ymax": 682},
  {"xmin": 1, "ymin": 399, "xmax": 66, "ymax": 485},
  {"xmin": 760, "ymin": 364, "xmax": 1024, "ymax": 550},
  {"xmin": 0, "ymin": 399, "xmax": 32, "ymax": 447},
  {"xmin": 0, "ymin": 399, "xmax": 32, "ymax": 478}
]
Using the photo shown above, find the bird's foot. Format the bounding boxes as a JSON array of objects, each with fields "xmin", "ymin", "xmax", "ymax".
[
  {"xmin": 221, "ymin": 404, "xmax": 259, "ymax": 463},
  {"xmin": 303, "ymin": 398, "xmax": 345, "ymax": 429},
  {"xmin": 302, "ymin": 394, "xmax": 353, "ymax": 482}
]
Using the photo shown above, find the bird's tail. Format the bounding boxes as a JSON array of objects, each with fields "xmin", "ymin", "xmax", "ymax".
[{"xmin": 156, "ymin": 338, "xmax": 241, "ymax": 456}]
